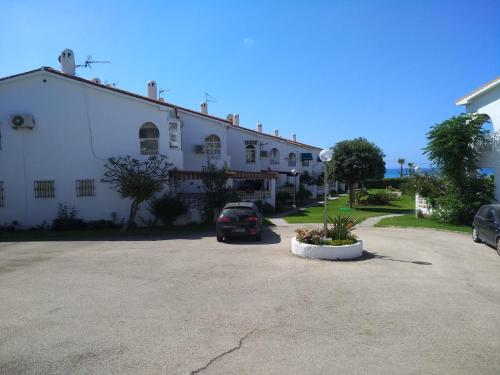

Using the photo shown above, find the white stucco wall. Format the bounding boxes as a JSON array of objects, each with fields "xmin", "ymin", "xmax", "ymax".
[
  {"xmin": 462, "ymin": 84, "xmax": 500, "ymax": 200},
  {"xmin": 227, "ymin": 125, "xmax": 322, "ymax": 186},
  {"xmin": 0, "ymin": 71, "xmax": 182, "ymax": 227}
]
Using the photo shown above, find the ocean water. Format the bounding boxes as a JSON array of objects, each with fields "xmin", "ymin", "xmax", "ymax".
[{"xmin": 384, "ymin": 168, "xmax": 494, "ymax": 178}]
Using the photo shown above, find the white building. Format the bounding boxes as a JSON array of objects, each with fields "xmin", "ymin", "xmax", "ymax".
[
  {"xmin": 0, "ymin": 49, "xmax": 325, "ymax": 228},
  {"xmin": 456, "ymin": 77, "xmax": 500, "ymax": 200}
]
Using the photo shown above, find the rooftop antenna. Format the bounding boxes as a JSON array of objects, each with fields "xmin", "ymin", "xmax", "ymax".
[
  {"xmin": 159, "ymin": 88, "xmax": 170, "ymax": 99},
  {"xmin": 204, "ymin": 92, "xmax": 216, "ymax": 103},
  {"xmin": 76, "ymin": 55, "xmax": 111, "ymax": 69},
  {"xmin": 104, "ymin": 80, "xmax": 118, "ymax": 87}
]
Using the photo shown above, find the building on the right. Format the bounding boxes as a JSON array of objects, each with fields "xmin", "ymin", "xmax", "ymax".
[{"xmin": 456, "ymin": 77, "xmax": 500, "ymax": 200}]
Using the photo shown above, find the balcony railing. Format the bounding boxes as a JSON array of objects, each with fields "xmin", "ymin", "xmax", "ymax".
[{"xmin": 236, "ymin": 190, "xmax": 271, "ymax": 201}]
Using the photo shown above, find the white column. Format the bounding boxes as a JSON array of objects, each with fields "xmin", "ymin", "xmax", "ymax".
[{"xmin": 270, "ymin": 178, "xmax": 276, "ymax": 208}]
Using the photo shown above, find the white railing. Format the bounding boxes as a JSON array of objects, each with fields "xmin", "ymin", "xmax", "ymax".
[{"xmin": 237, "ymin": 190, "xmax": 271, "ymax": 201}]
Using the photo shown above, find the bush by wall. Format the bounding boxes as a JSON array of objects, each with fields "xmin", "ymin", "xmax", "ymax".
[{"xmin": 363, "ymin": 178, "xmax": 404, "ymax": 189}]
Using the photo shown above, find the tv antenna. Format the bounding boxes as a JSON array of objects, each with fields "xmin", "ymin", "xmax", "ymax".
[
  {"xmin": 204, "ymin": 92, "xmax": 217, "ymax": 103},
  {"xmin": 104, "ymin": 80, "xmax": 118, "ymax": 87},
  {"xmin": 76, "ymin": 55, "xmax": 111, "ymax": 69},
  {"xmin": 159, "ymin": 88, "xmax": 170, "ymax": 98}
]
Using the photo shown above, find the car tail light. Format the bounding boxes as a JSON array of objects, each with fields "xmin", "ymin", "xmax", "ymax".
[
  {"xmin": 245, "ymin": 216, "xmax": 258, "ymax": 222},
  {"xmin": 218, "ymin": 216, "xmax": 232, "ymax": 223}
]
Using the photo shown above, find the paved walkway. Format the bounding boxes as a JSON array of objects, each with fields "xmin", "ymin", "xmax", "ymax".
[
  {"xmin": 357, "ymin": 213, "xmax": 404, "ymax": 227},
  {"xmin": 270, "ymin": 213, "xmax": 404, "ymax": 227}
]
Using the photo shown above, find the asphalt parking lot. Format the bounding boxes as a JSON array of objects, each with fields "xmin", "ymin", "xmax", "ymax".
[{"xmin": 1, "ymin": 226, "xmax": 499, "ymax": 375}]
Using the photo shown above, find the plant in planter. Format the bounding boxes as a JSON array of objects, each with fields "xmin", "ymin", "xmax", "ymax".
[{"xmin": 292, "ymin": 215, "xmax": 363, "ymax": 260}]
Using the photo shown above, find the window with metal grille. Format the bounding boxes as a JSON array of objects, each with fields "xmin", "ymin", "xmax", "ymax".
[
  {"xmin": 76, "ymin": 179, "xmax": 95, "ymax": 197},
  {"xmin": 34, "ymin": 180, "xmax": 55, "ymax": 198},
  {"xmin": 169, "ymin": 121, "xmax": 180, "ymax": 149},
  {"xmin": 139, "ymin": 122, "xmax": 160, "ymax": 155},
  {"xmin": 288, "ymin": 153, "xmax": 297, "ymax": 167},
  {"xmin": 0, "ymin": 181, "xmax": 4, "ymax": 207},
  {"xmin": 245, "ymin": 145, "xmax": 256, "ymax": 163},
  {"xmin": 205, "ymin": 134, "xmax": 221, "ymax": 160},
  {"xmin": 270, "ymin": 148, "xmax": 280, "ymax": 164}
]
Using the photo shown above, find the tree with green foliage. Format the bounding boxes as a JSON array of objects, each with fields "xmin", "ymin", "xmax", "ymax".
[
  {"xmin": 102, "ymin": 155, "xmax": 172, "ymax": 231},
  {"xmin": 329, "ymin": 138, "xmax": 386, "ymax": 207},
  {"xmin": 407, "ymin": 162, "xmax": 414, "ymax": 176},
  {"xmin": 201, "ymin": 164, "xmax": 239, "ymax": 222},
  {"xmin": 424, "ymin": 113, "xmax": 493, "ymax": 224},
  {"xmin": 398, "ymin": 158, "xmax": 405, "ymax": 178}
]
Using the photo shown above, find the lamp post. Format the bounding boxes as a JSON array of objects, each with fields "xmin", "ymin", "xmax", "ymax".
[
  {"xmin": 319, "ymin": 148, "xmax": 333, "ymax": 237},
  {"xmin": 291, "ymin": 168, "xmax": 298, "ymax": 208}
]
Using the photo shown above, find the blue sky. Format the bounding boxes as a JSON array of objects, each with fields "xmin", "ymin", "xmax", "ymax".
[{"xmin": 1, "ymin": 0, "xmax": 499, "ymax": 168}]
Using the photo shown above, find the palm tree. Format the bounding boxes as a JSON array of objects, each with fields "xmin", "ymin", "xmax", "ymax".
[
  {"xmin": 398, "ymin": 158, "xmax": 405, "ymax": 178},
  {"xmin": 408, "ymin": 162, "xmax": 414, "ymax": 176}
]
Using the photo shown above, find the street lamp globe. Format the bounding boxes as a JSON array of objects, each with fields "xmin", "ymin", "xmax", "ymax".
[
  {"xmin": 319, "ymin": 148, "xmax": 333, "ymax": 162},
  {"xmin": 291, "ymin": 168, "xmax": 297, "ymax": 175}
]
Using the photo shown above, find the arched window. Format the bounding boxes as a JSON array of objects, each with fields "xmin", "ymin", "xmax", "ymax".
[
  {"xmin": 205, "ymin": 134, "xmax": 221, "ymax": 160},
  {"xmin": 288, "ymin": 152, "xmax": 296, "ymax": 167},
  {"xmin": 270, "ymin": 148, "xmax": 280, "ymax": 164},
  {"xmin": 139, "ymin": 122, "xmax": 159, "ymax": 155},
  {"xmin": 245, "ymin": 145, "xmax": 256, "ymax": 163}
]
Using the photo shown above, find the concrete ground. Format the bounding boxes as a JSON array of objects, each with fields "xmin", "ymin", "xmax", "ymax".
[{"xmin": 1, "ymin": 226, "xmax": 499, "ymax": 375}]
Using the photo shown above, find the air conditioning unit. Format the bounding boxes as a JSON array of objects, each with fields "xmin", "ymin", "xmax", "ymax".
[
  {"xmin": 194, "ymin": 145, "xmax": 205, "ymax": 154},
  {"xmin": 260, "ymin": 150, "xmax": 269, "ymax": 158},
  {"xmin": 11, "ymin": 115, "xmax": 35, "ymax": 129}
]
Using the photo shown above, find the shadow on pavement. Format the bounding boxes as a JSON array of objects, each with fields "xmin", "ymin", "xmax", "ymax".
[
  {"xmin": 219, "ymin": 227, "xmax": 281, "ymax": 245},
  {"xmin": 332, "ymin": 251, "xmax": 432, "ymax": 265}
]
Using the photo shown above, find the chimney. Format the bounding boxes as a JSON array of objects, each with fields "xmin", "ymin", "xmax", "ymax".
[
  {"xmin": 274, "ymin": 129, "xmax": 279, "ymax": 137},
  {"xmin": 91, "ymin": 77, "xmax": 101, "ymax": 84},
  {"xmin": 233, "ymin": 114, "xmax": 239, "ymax": 126},
  {"xmin": 58, "ymin": 48, "xmax": 75, "ymax": 76},
  {"xmin": 256, "ymin": 121, "xmax": 263, "ymax": 133},
  {"xmin": 147, "ymin": 80, "xmax": 157, "ymax": 99},
  {"xmin": 200, "ymin": 101, "xmax": 208, "ymax": 114},
  {"xmin": 226, "ymin": 114, "xmax": 234, "ymax": 122},
  {"xmin": 292, "ymin": 133, "xmax": 297, "ymax": 142}
]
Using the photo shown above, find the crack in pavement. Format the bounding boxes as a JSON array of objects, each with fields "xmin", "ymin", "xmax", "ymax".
[{"xmin": 189, "ymin": 329, "xmax": 256, "ymax": 374}]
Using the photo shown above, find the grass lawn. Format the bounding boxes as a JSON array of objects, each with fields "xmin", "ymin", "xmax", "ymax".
[
  {"xmin": 375, "ymin": 214, "xmax": 472, "ymax": 233},
  {"xmin": 284, "ymin": 191, "xmax": 415, "ymax": 224}
]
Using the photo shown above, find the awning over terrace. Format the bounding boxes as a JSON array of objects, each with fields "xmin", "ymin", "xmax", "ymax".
[
  {"xmin": 300, "ymin": 153, "xmax": 313, "ymax": 161},
  {"xmin": 171, "ymin": 170, "xmax": 279, "ymax": 181}
]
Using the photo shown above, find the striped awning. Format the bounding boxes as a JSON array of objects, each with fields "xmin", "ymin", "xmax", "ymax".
[
  {"xmin": 170, "ymin": 170, "xmax": 279, "ymax": 181},
  {"xmin": 300, "ymin": 152, "xmax": 313, "ymax": 160}
]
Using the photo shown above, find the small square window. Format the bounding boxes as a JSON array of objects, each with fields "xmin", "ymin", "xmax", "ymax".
[
  {"xmin": 76, "ymin": 179, "xmax": 95, "ymax": 197},
  {"xmin": 34, "ymin": 180, "xmax": 55, "ymax": 198}
]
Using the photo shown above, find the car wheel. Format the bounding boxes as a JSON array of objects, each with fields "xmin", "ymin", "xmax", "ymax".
[
  {"xmin": 255, "ymin": 233, "xmax": 262, "ymax": 241},
  {"xmin": 497, "ymin": 238, "xmax": 500, "ymax": 256},
  {"xmin": 217, "ymin": 235, "xmax": 224, "ymax": 242},
  {"xmin": 472, "ymin": 227, "xmax": 481, "ymax": 243}
]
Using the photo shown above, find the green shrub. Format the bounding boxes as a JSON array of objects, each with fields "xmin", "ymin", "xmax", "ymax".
[
  {"xmin": 255, "ymin": 200, "xmax": 275, "ymax": 214},
  {"xmin": 52, "ymin": 204, "xmax": 86, "ymax": 230},
  {"xmin": 355, "ymin": 190, "xmax": 392, "ymax": 206},
  {"xmin": 296, "ymin": 185, "xmax": 312, "ymax": 204},
  {"xmin": 148, "ymin": 194, "xmax": 187, "ymax": 225},
  {"xmin": 364, "ymin": 178, "xmax": 404, "ymax": 189},
  {"xmin": 295, "ymin": 215, "xmax": 358, "ymax": 246}
]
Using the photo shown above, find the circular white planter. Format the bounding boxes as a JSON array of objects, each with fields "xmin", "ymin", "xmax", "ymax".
[{"xmin": 291, "ymin": 237, "xmax": 363, "ymax": 260}]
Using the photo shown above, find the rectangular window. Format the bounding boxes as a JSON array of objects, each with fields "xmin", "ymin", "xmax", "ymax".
[
  {"xmin": 302, "ymin": 159, "xmax": 310, "ymax": 167},
  {"xmin": 169, "ymin": 121, "xmax": 180, "ymax": 149},
  {"xmin": 34, "ymin": 180, "xmax": 55, "ymax": 198},
  {"xmin": 76, "ymin": 179, "xmax": 95, "ymax": 197},
  {"xmin": 0, "ymin": 181, "xmax": 4, "ymax": 207}
]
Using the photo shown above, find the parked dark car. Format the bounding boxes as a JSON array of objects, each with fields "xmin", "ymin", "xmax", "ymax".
[
  {"xmin": 216, "ymin": 202, "xmax": 262, "ymax": 242},
  {"xmin": 472, "ymin": 204, "xmax": 500, "ymax": 255}
]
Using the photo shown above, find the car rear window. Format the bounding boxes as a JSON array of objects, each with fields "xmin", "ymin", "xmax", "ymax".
[{"xmin": 222, "ymin": 207, "xmax": 255, "ymax": 216}]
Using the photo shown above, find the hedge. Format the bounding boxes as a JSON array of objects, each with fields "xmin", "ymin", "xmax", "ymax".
[{"xmin": 363, "ymin": 178, "xmax": 404, "ymax": 189}]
